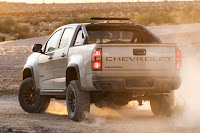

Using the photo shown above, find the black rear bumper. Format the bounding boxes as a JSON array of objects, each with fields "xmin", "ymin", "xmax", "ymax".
[{"xmin": 92, "ymin": 76, "xmax": 181, "ymax": 92}]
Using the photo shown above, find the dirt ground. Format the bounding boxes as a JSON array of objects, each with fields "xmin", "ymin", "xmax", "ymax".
[
  {"xmin": 0, "ymin": 23, "xmax": 200, "ymax": 133},
  {"xmin": 1, "ymin": 95, "xmax": 199, "ymax": 133}
]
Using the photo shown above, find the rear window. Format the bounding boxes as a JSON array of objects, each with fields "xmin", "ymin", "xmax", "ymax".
[{"xmin": 87, "ymin": 26, "xmax": 144, "ymax": 44}]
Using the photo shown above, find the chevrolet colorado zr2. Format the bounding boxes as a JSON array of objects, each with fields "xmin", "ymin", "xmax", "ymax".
[{"xmin": 18, "ymin": 17, "xmax": 182, "ymax": 121}]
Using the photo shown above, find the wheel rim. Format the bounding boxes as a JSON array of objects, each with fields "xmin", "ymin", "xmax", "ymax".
[
  {"xmin": 23, "ymin": 84, "xmax": 39, "ymax": 107},
  {"xmin": 68, "ymin": 88, "xmax": 76, "ymax": 115}
]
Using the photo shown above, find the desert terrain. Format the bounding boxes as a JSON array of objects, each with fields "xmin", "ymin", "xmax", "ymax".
[
  {"xmin": 0, "ymin": 23, "xmax": 200, "ymax": 132},
  {"xmin": 0, "ymin": 1, "xmax": 200, "ymax": 41}
]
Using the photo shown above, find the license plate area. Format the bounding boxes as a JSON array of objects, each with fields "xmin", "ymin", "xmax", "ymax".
[{"xmin": 126, "ymin": 79, "xmax": 154, "ymax": 88}]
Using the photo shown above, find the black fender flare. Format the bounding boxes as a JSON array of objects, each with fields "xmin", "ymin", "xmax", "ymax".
[
  {"xmin": 66, "ymin": 63, "xmax": 81, "ymax": 87},
  {"xmin": 23, "ymin": 66, "xmax": 37, "ymax": 90},
  {"xmin": 23, "ymin": 66, "xmax": 33, "ymax": 79}
]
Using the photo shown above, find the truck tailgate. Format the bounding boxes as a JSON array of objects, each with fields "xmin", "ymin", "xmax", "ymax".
[{"xmin": 101, "ymin": 44, "xmax": 177, "ymax": 77}]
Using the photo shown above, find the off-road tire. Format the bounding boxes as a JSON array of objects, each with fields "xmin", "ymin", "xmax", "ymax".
[
  {"xmin": 150, "ymin": 91, "xmax": 175, "ymax": 117},
  {"xmin": 66, "ymin": 80, "xmax": 90, "ymax": 121},
  {"xmin": 18, "ymin": 77, "xmax": 50, "ymax": 113}
]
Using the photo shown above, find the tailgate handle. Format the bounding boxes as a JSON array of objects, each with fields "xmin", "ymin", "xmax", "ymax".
[{"xmin": 133, "ymin": 49, "xmax": 146, "ymax": 55}]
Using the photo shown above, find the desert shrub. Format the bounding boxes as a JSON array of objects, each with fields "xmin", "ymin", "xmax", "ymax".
[
  {"xmin": 179, "ymin": 6, "xmax": 200, "ymax": 23},
  {"xmin": 135, "ymin": 13, "xmax": 158, "ymax": 26},
  {"xmin": 0, "ymin": 17, "xmax": 31, "ymax": 39},
  {"xmin": 54, "ymin": 16, "xmax": 90, "ymax": 29},
  {"xmin": 0, "ymin": 17, "xmax": 16, "ymax": 34},
  {"xmin": 134, "ymin": 11, "xmax": 176, "ymax": 26},
  {"xmin": 0, "ymin": 17, "xmax": 30, "ymax": 34},
  {"xmin": 62, "ymin": 16, "xmax": 90, "ymax": 25},
  {"xmin": 14, "ymin": 25, "xmax": 31, "ymax": 39},
  {"xmin": 14, "ymin": 24, "xmax": 30, "ymax": 33},
  {"xmin": 179, "ymin": 6, "xmax": 193, "ymax": 23},
  {"xmin": 0, "ymin": 34, "xmax": 6, "ymax": 42},
  {"xmin": 158, "ymin": 11, "xmax": 176, "ymax": 24},
  {"xmin": 30, "ymin": 20, "xmax": 40, "ymax": 26},
  {"xmin": 55, "ymin": 13, "xmax": 105, "ymax": 28}
]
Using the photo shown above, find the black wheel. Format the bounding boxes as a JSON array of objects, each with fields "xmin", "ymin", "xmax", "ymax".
[
  {"xmin": 66, "ymin": 80, "xmax": 90, "ymax": 121},
  {"xmin": 18, "ymin": 77, "xmax": 50, "ymax": 113},
  {"xmin": 150, "ymin": 91, "xmax": 175, "ymax": 117}
]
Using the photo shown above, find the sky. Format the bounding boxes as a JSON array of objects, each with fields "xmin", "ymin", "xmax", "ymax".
[{"xmin": 0, "ymin": 0, "xmax": 196, "ymax": 3}]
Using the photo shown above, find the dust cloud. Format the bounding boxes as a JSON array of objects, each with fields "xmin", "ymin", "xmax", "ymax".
[
  {"xmin": 173, "ymin": 54, "xmax": 200, "ymax": 130},
  {"xmin": 156, "ymin": 25, "xmax": 200, "ymax": 130},
  {"xmin": 45, "ymin": 100, "xmax": 124, "ymax": 118},
  {"xmin": 45, "ymin": 99, "xmax": 139, "ymax": 124},
  {"xmin": 45, "ymin": 100, "xmax": 68, "ymax": 115}
]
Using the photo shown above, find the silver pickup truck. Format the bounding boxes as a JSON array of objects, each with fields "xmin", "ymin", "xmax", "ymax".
[{"xmin": 18, "ymin": 17, "xmax": 182, "ymax": 121}]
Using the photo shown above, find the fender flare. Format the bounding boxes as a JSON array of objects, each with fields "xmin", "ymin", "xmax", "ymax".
[
  {"xmin": 23, "ymin": 66, "xmax": 37, "ymax": 90},
  {"xmin": 23, "ymin": 66, "xmax": 33, "ymax": 79},
  {"xmin": 66, "ymin": 63, "xmax": 81, "ymax": 87}
]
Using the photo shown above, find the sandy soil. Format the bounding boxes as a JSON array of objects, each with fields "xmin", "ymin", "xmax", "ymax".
[
  {"xmin": 0, "ymin": 95, "xmax": 199, "ymax": 133},
  {"xmin": 0, "ymin": 23, "xmax": 200, "ymax": 133}
]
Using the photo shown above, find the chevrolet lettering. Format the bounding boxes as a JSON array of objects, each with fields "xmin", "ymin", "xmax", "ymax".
[{"xmin": 106, "ymin": 57, "xmax": 172, "ymax": 61}]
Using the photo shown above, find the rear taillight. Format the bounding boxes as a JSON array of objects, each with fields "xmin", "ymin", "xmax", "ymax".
[
  {"xmin": 92, "ymin": 48, "xmax": 102, "ymax": 71},
  {"xmin": 176, "ymin": 49, "xmax": 182, "ymax": 70}
]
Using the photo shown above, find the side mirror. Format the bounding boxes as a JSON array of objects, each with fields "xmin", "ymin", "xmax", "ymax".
[{"xmin": 32, "ymin": 44, "xmax": 42, "ymax": 53}]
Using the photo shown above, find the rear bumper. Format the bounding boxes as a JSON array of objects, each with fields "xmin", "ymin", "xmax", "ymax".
[{"xmin": 92, "ymin": 76, "xmax": 181, "ymax": 92}]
